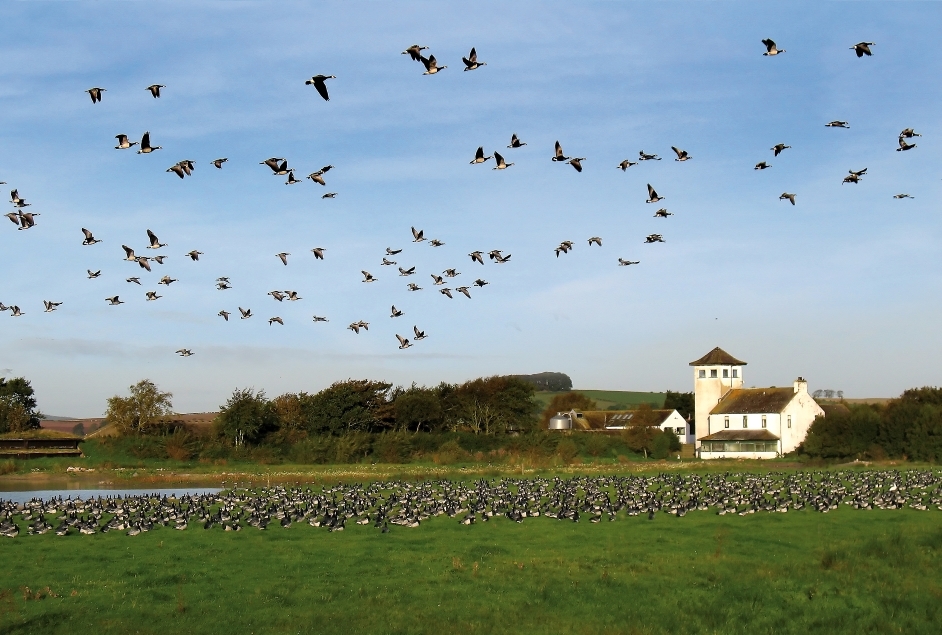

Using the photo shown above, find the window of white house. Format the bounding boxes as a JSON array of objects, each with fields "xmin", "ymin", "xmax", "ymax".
[
  {"xmin": 761, "ymin": 415, "xmax": 767, "ymax": 429},
  {"xmin": 732, "ymin": 369, "xmax": 738, "ymax": 378},
  {"xmin": 699, "ymin": 370, "xmax": 705, "ymax": 379},
  {"xmin": 676, "ymin": 427, "xmax": 684, "ymax": 436},
  {"xmin": 710, "ymin": 369, "xmax": 718, "ymax": 378},
  {"xmin": 724, "ymin": 416, "xmax": 729, "ymax": 429},
  {"xmin": 743, "ymin": 416, "xmax": 748, "ymax": 428},
  {"xmin": 787, "ymin": 415, "xmax": 792, "ymax": 428},
  {"xmin": 723, "ymin": 369, "xmax": 729, "ymax": 378}
]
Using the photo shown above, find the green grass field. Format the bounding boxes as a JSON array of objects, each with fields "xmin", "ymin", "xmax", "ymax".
[
  {"xmin": 534, "ymin": 390, "xmax": 666, "ymax": 411},
  {"xmin": 2, "ymin": 504, "xmax": 941, "ymax": 634}
]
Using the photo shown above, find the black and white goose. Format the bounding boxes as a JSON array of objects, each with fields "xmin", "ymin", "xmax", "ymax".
[
  {"xmin": 146, "ymin": 291, "xmax": 162, "ymax": 301},
  {"xmin": 899, "ymin": 128, "xmax": 921, "ymax": 139},
  {"xmin": 269, "ymin": 317, "xmax": 284, "ymax": 326},
  {"xmin": 671, "ymin": 146, "xmax": 691, "ymax": 161},
  {"xmin": 654, "ymin": 208, "xmax": 673, "ymax": 218},
  {"xmin": 211, "ymin": 158, "xmax": 228, "ymax": 168},
  {"xmin": 617, "ymin": 159, "xmax": 637, "ymax": 171},
  {"xmin": 771, "ymin": 143, "xmax": 791, "ymax": 156},
  {"xmin": 779, "ymin": 193, "xmax": 796, "ymax": 205},
  {"xmin": 305, "ymin": 75, "xmax": 336, "ymax": 101},
  {"xmin": 105, "ymin": 296, "xmax": 123, "ymax": 305},
  {"xmin": 398, "ymin": 266, "xmax": 415, "ymax": 276},
  {"xmin": 897, "ymin": 137, "xmax": 916, "ymax": 152},
  {"xmin": 469, "ymin": 251, "xmax": 484, "ymax": 265},
  {"xmin": 146, "ymin": 84, "xmax": 165, "ymax": 98},
  {"xmin": 390, "ymin": 305, "xmax": 403, "ymax": 318},
  {"xmin": 639, "ymin": 150, "xmax": 661, "ymax": 161},
  {"xmin": 420, "ymin": 54, "xmax": 446, "ymax": 75},
  {"xmin": 493, "ymin": 152, "xmax": 513, "ymax": 170},
  {"xmin": 396, "ymin": 334, "xmax": 412, "ymax": 349},
  {"xmin": 462, "ymin": 47, "xmax": 486, "ymax": 71},
  {"xmin": 761, "ymin": 39, "xmax": 785, "ymax": 55},
  {"xmin": 361, "ymin": 271, "xmax": 377, "ymax": 283},
  {"xmin": 413, "ymin": 326, "xmax": 427, "ymax": 340},
  {"xmin": 508, "ymin": 134, "xmax": 526, "ymax": 148},
  {"xmin": 552, "ymin": 141, "xmax": 568, "ymax": 162},
  {"xmin": 186, "ymin": 250, "xmax": 203, "ymax": 261},
  {"xmin": 825, "ymin": 121, "xmax": 849, "ymax": 128},
  {"xmin": 311, "ymin": 247, "xmax": 326, "ymax": 260},
  {"xmin": 646, "ymin": 184, "xmax": 664, "ymax": 203},
  {"xmin": 239, "ymin": 307, "xmax": 252, "ymax": 319},
  {"xmin": 136, "ymin": 132, "xmax": 161, "ymax": 154},
  {"xmin": 470, "ymin": 146, "xmax": 492, "ymax": 164},
  {"xmin": 218, "ymin": 310, "xmax": 230, "ymax": 321},
  {"xmin": 88, "ymin": 270, "xmax": 101, "ymax": 279},
  {"xmin": 276, "ymin": 252, "xmax": 289, "ymax": 266},
  {"xmin": 851, "ymin": 42, "xmax": 874, "ymax": 57},
  {"xmin": 411, "ymin": 227, "xmax": 425, "ymax": 242},
  {"xmin": 86, "ymin": 87, "xmax": 106, "ymax": 103},
  {"xmin": 402, "ymin": 45, "xmax": 428, "ymax": 61},
  {"xmin": 147, "ymin": 229, "xmax": 166, "ymax": 249},
  {"xmin": 115, "ymin": 134, "xmax": 138, "ymax": 150},
  {"xmin": 82, "ymin": 228, "xmax": 101, "ymax": 245},
  {"xmin": 43, "ymin": 300, "xmax": 62, "ymax": 312},
  {"xmin": 618, "ymin": 258, "xmax": 639, "ymax": 266},
  {"xmin": 567, "ymin": 157, "xmax": 586, "ymax": 172}
]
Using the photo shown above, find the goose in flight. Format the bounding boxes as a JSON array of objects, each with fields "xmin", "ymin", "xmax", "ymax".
[
  {"xmin": 88, "ymin": 270, "xmax": 101, "ymax": 279},
  {"xmin": 105, "ymin": 296, "xmax": 123, "ymax": 305},
  {"xmin": 81, "ymin": 228, "xmax": 101, "ymax": 245},
  {"xmin": 842, "ymin": 173, "xmax": 862, "ymax": 185},
  {"xmin": 508, "ymin": 133, "xmax": 526, "ymax": 148},
  {"xmin": 216, "ymin": 281, "xmax": 231, "ymax": 290},
  {"xmin": 646, "ymin": 184, "xmax": 664, "ymax": 203},
  {"xmin": 411, "ymin": 227, "xmax": 425, "ymax": 242},
  {"xmin": 123, "ymin": 249, "xmax": 141, "ymax": 264},
  {"xmin": 398, "ymin": 266, "xmax": 415, "ymax": 276},
  {"xmin": 382, "ymin": 257, "xmax": 397, "ymax": 266},
  {"xmin": 276, "ymin": 252, "xmax": 289, "ymax": 265},
  {"xmin": 429, "ymin": 239, "xmax": 444, "ymax": 247},
  {"xmin": 386, "ymin": 247, "xmax": 402, "ymax": 255},
  {"xmin": 639, "ymin": 150, "xmax": 661, "ymax": 161},
  {"xmin": 567, "ymin": 157, "xmax": 585, "ymax": 172},
  {"xmin": 4, "ymin": 212, "xmax": 19, "ymax": 225},
  {"xmin": 413, "ymin": 325, "xmax": 426, "ymax": 340},
  {"xmin": 470, "ymin": 146, "xmax": 492, "ymax": 164},
  {"xmin": 322, "ymin": 192, "xmax": 337, "ymax": 199},
  {"xmin": 849, "ymin": 168, "xmax": 867, "ymax": 177},
  {"xmin": 305, "ymin": 75, "xmax": 336, "ymax": 101},
  {"xmin": 469, "ymin": 251, "xmax": 484, "ymax": 265},
  {"xmin": 15, "ymin": 212, "xmax": 38, "ymax": 229},
  {"xmin": 644, "ymin": 234, "xmax": 665, "ymax": 243},
  {"xmin": 152, "ymin": 254, "xmax": 168, "ymax": 264},
  {"xmin": 456, "ymin": 286, "xmax": 471, "ymax": 299},
  {"xmin": 390, "ymin": 305, "xmax": 403, "ymax": 318},
  {"xmin": 146, "ymin": 84, "xmax": 165, "ymax": 98},
  {"xmin": 9, "ymin": 306, "xmax": 24, "ymax": 317},
  {"xmin": 462, "ymin": 47, "xmax": 486, "ymax": 71},
  {"xmin": 617, "ymin": 159, "xmax": 638, "ymax": 171},
  {"xmin": 115, "ymin": 134, "xmax": 138, "ymax": 150},
  {"xmin": 43, "ymin": 300, "xmax": 62, "ymax": 312},
  {"xmin": 825, "ymin": 121, "xmax": 849, "ymax": 128},
  {"xmin": 176, "ymin": 349, "xmax": 193, "ymax": 357},
  {"xmin": 493, "ymin": 152, "xmax": 513, "ymax": 170},
  {"xmin": 137, "ymin": 132, "xmax": 161, "ymax": 153},
  {"xmin": 86, "ymin": 87, "xmax": 106, "ymax": 103},
  {"xmin": 893, "ymin": 194, "xmax": 913, "ymax": 199},
  {"xmin": 312, "ymin": 315, "xmax": 328, "ymax": 322},
  {"xmin": 420, "ymin": 54, "xmax": 446, "ymax": 75},
  {"xmin": 285, "ymin": 171, "xmax": 303, "ymax": 184},
  {"xmin": 285, "ymin": 290, "xmax": 301, "ymax": 301},
  {"xmin": 269, "ymin": 291, "xmax": 285, "ymax": 302},
  {"xmin": 443, "ymin": 268, "xmax": 460, "ymax": 277},
  {"xmin": 269, "ymin": 316, "xmax": 284, "ymax": 326},
  {"xmin": 396, "ymin": 334, "xmax": 412, "ymax": 349},
  {"xmin": 618, "ymin": 258, "xmax": 640, "ymax": 266},
  {"xmin": 218, "ymin": 310, "xmax": 230, "ymax": 321},
  {"xmin": 217, "ymin": 276, "xmax": 230, "ymax": 283},
  {"xmin": 493, "ymin": 253, "xmax": 511, "ymax": 263},
  {"xmin": 308, "ymin": 172, "xmax": 327, "ymax": 186},
  {"xmin": 348, "ymin": 321, "xmax": 369, "ymax": 334},
  {"xmin": 851, "ymin": 42, "xmax": 874, "ymax": 57},
  {"xmin": 431, "ymin": 274, "xmax": 445, "ymax": 285},
  {"xmin": 654, "ymin": 208, "xmax": 673, "ymax": 218},
  {"xmin": 158, "ymin": 275, "xmax": 176, "ymax": 286},
  {"xmin": 552, "ymin": 141, "xmax": 568, "ymax": 162},
  {"xmin": 439, "ymin": 288, "xmax": 453, "ymax": 299},
  {"xmin": 127, "ymin": 277, "xmax": 141, "ymax": 285},
  {"xmin": 186, "ymin": 250, "xmax": 203, "ymax": 261},
  {"xmin": 771, "ymin": 143, "xmax": 791, "ymax": 156},
  {"xmin": 361, "ymin": 271, "xmax": 377, "ymax": 283},
  {"xmin": 473, "ymin": 278, "xmax": 489, "ymax": 287},
  {"xmin": 311, "ymin": 247, "xmax": 326, "ymax": 260},
  {"xmin": 10, "ymin": 189, "xmax": 28, "ymax": 207},
  {"xmin": 147, "ymin": 229, "xmax": 166, "ymax": 249},
  {"xmin": 137, "ymin": 257, "xmax": 152, "ymax": 271},
  {"xmin": 145, "ymin": 291, "xmax": 161, "ymax": 301},
  {"xmin": 588, "ymin": 237, "xmax": 602, "ymax": 246},
  {"xmin": 407, "ymin": 283, "xmax": 422, "ymax": 291},
  {"xmin": 755, "ymin": 161, "xmax": 771, "ymax": 170},
  {"xmin": 167, "ymin": 164, "xmax": 187, "ymax": 179},
  {"xmin": 261, "ymin": 158, "xmax": 286, "ymax": 173},
  {"xmin": 402, "ymin": 45, "xmax": 428, "ymax": 61},
  {"xmin": 671, "ymin": 146, "xmax": 691, "ymax": 161},
  {"xmin": 239, "ymin": 307, "xmax": 252, "ymax": 319},
  {"xmin": 897, "ymin": 137, "xmax": 916, "ymax": 152},
  {"xmin": 211, "ymin": 158, "xmax": 228, "ymax": 169},
  {"xmin": 899, "ymin": 128, "xmax": 921, "ymax": 139},
  {"xmin": 761, "ymin": 39, "xmax": 785, "ymax": 55},
  {"xmin": 779, "ymin": 193, "xmax": 796, "ymax": 205}
]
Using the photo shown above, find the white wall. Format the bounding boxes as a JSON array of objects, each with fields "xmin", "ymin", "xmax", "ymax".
[
  {"xmin": 658, "ymin": 410, "xmax": 692, "ymax": 444},
  {"xmin": 693, "ymin": 364, "xmax": 743, "ymax": 446}
]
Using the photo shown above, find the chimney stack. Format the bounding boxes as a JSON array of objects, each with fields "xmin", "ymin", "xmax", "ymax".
[{"xmin": 794, "ymin": 377, "xmax": 807, "ymax": 394}]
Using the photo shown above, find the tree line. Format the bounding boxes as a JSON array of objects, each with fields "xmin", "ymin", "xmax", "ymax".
[{"xmin": 0, "ymin": 377, "xmax": 42, "ymax": 434}]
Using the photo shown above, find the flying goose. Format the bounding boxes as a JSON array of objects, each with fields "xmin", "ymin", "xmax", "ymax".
[
  {"xmin": 390, "ymin": 305, "xmax": 403, "ymax": 318},
  {"xmin": 146, "ymin": 84, "xmax": 165, "ymax": 98},
  {"xmin": 396, "ymin": 334, "xmax": 412, "ymax": 349},
  {"xmin": 269, "ymin": 316, "xmax": 284, "ymax": 326},
  {"xmin": 322, "ymin": 192, "xmax": 337, "ymax": 199},
  {"xmin": 88, "ymin": 270, "xmax": 101, "ymax": 279},
  {"xmin": 508, "ymin": 134, "xmax": 526, "ymax": 148},
  {"xmin": 431, "ymin": 274, "xmax": 445, "ymax": 285},
  {"xmin": 493, "ymin": 253, "xmax": 511, "ymax": 263},
  {"xmin": 755, "ymin": 161, "xmax": 771, "ymax": 170},
  {"xmin": 260, "ymin": 158, "xmax": 285, "ymax": 173},
  {"xmin": 269, "ymin": 291, "xmax": 285, "ymax": 302},
  {"xmin": 9, "ymin": 306, "xmax": 23, "ymax": 317},
  {"xmin": 348, "ymin": 321, "xmax": 369, "ymax": 334},
  {"xmin": 644, "ymin": 234, "xmax": 665, "ymax": 243},
  {"xmin": 615, "ymin": 258, "xmax": 635, "ymax": 265},
  {"xmin": 10, "ymin": 189, "xmax": 28, "ymax": 206},
  {"xmin": 402, "ymin": 45, "xmax": 428, "ymax": 61},
  {"xmin": 176, "ymin": 349, "xmax": 193, "ymax": 357},
  {"xmin": 4, "ymin": 212, "xmax": 19, "ymax": 225},
  {"xmin": 462, "ymin": 47, "xmax": 486, "ymax": 71},
  {"xmin": 617, "ymin": 159, "xmax": 638, "ymax": 171},
  {"xmin": 779, "ymin": 193, "xmax": 796, "ymax": 205},
  {"xmin": 218, "ymin": 310, "xmax": 230, "ymax": 321},
  {"xmin": 899, "ymin": 128, "xmax": 921, "ymax": 139},
  {"xmin": 897, "ymin": 137, "xmax": 916, "ymax": 151},
  {"xmin": 285, "ymin": 171, "xmax": 302, "ymax": 184},
  {"xmin": 362, "ymin": 271, "xmax": 377, "ymax": 283},
  {"xmin": 456, "ymin": 286, "xmax": 471, "ymax": 298},
  {"xmin": 771, "ymin": 143, "xmax": 791, "ymax": 156},
  {"xmin": 239, "ymin": 307, "xmax": 252, "ymax": 319},
  {"xmin": 473, "ymin": 278, "xmax": 488, "ymax": 287},
  {"xmin": 386, "ymin": 247, "xmax": 402, "ymax": 255},
  {"xmin": 671, "ymin": 146, "xmax": 691, "ymax": 161},
  {"xmin": 147, "ymin": 229, "xmax": 166, "ymax": 249},
  {"xmin": 145, "ymin": 291, "xmax": 161, "ymax": 301},
  {"xmin": 893, "ymin": 194, "xmax": 913, "ymax": 199},
  {"xmin": 420, "ymin": 54, "xmax": 446, "ymax": 74},
  {"xmin": 137, "ymin": 257, "xmax": 152, "ymax": 271},
  {"xmin": 646, "ymin": 184, "xmax": 664, "ymax": 203},
  {"xmin": 439, "ymin": 288, "xmax": 453, "ymax": 299},
  {"xmin": 167, "ymin": 164, "xmax": 186, "ymax": 179},
  {"xmin": 312, "ymin": 315, "xmax": 328, "ymax": 322},
  {"xmin": 588, "ymin": 237, "xmax": 602, "ymax": 246},
  {"xmin": 825, "ymin": 121, "xmax": 849, "ymax": 128},
  {"xmin": 80, "ymin": 228, "xmax": 101, "ymax": 245},
  {"xmin": 186, "ymin": 250, "xmax": 203, "ymax": 261},
  {"xmin": 842, "ymin": 173, "xmax": 861, "ymax": 185},
  {"xmin": 413, "ymin": 325, "xmax": 426, "ymax": 340},
  {"xmin": 86, "ymin": 87, "xmax": 106, "ymax": 103},
  {"xmin": 122, "ymin": 245, "xmax": 138, "ymax": 261},
  {"xmin": 305, "ymin": 75, "xmax": 336, "ymax": 101},
  {"xmin": 285, "ymin": 291, "xmax": 301, "ymax": 301},
  {"xmin": 429, "ymin": 239, "xmax": 444, "ymax": 247},
  {"xmin": 849, "ymin": 168, "xmax": 867, "ymax": 177},
  {"xmin": 136, "ymin": 132, "xmax": 161, "ymax": 153},
  {"xmin": 311, "ymin": 247, "xmax": 326, "ymax": 260},
  {"xmin": 216, "ymin": 281, "xmax": 231, "ymax": 290},
  {"xmin": 411, "ymin": 227, "xmax": 425, "ymax": 242},
  {"xmin": 308, "ymin": 172, "xmax": 327, "ymax": 186},
  {"xmin": 761, "ymin": 39, "xmax": 785, "ymax": 55},
  {"xmin": 654, "ymin": 208, "xmax": 673, "ymax": 217},
  {"xmin": 552, "ymin": 141, "xmax": 570, "ymax": 162},
  {"xmin": 105, "ymin": 296, "xmax": 123, "ymax": 305},
  {"xmin": 493, "ymin": 152, "xmax": 513, "ymax": 169},
  {"xmin": 16, "ymin": 212, "xmax": 38, "ymax": 229},
  {"xmin": 470, "ymin": 146, "xmax": 492, "ymax": 164},
  {"xmin": 276, "ymin": 252, "xmax": 289, "ymax": 265},
  {"xmin": 127, "ymin": 277, "xmax": 141, "ymax": 285},
  {"xmin": 211, "ymin": 158, "xmax": 228, "ymax": 168},
  {"xmin": 851, "ymin": 42, "xmax": 874, "ymax": 57},
  {"xmin": 639, "ymin": 150, "xmax": 661, "ymax": 161},
  {"xmin": 115, "ymin": 134, "xmax": 138, "ymax": 150},
  {"xmin": 407, "ymin": 283, "xmax": 422, "ymax": 291},
  {"xmin": 158, "ymin": 275, "xmax": 176, "ymax": 286},
  {"xmin": 443, "ymin": 268, "xmax": 460, "ymax": 277},
  {"xmin": 567, "ymin": 157, "xmax": 585, "ymax": 172},
  {"xmin": 382, "ymin": 257, "xmax": 396, "ymax": 266},
  {"xmin": 217, "ymin": 276, "xmax": 230, "ymax": 283},
  {"xmin": 399, "ymin": 266, "xmax": 415, "ymax": 276},
  {"xmin": 469, "ymin": 251, "xmax": 484, "ymax": 264},
  {"xmin": 43, "ymin": 300, "xmax": 62, "ymax": 312}
]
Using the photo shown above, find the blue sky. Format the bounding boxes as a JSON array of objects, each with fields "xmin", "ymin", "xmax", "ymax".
[{"xmin": 1, "ymin": 2, "xmax": 940, "ymax": 417}]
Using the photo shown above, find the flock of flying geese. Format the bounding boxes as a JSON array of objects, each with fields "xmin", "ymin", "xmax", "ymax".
[
  {"xmin": 3, "ymin": 469, "xmax": 940, "ymax": 538},
  {"xmin": 1, "ymin": 38, "xmax": 921, "ymax": 354}
]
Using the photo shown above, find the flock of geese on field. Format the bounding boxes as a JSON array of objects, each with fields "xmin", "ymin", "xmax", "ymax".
[
  {"xmin": 2, "ymin": 469, "xmax": 940, "ymax": 538},
  {"xmin": 1, "ymin": 39, "xmax": 923, "ymax": 355}
]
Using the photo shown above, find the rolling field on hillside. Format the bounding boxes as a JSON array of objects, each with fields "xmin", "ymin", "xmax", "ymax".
[
  {"xmin": 534, "ymin": 390, "xmax": 666, "ymax": 411},
  {"xmin": 1, "ymin": 505, "xmax": 940, "ymax": 634}
]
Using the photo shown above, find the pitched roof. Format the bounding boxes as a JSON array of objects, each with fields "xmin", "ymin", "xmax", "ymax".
[
  {"xmin": 689, "ymin": 347, "xmax": 747, "ymax": 366},
  {"xmin": 709, "ymin": 388, "xmax": 795, "ymax": 415},
  {"xmin": 701, "ymin": 429, "xmax": 780, "ymax": 441}
]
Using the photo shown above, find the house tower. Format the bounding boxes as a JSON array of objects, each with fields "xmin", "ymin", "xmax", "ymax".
[{"xmin": 690, "ymin": 347, "xmax": 746, "ymax": 446}]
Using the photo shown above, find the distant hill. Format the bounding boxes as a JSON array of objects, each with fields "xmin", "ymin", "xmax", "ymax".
[
  {"xmin": 534, "ymin": 390, "xmax": 666, "ymax": 411},
  {"xmin": 511, "ymin": 372, "xmax": 572, "ymax": 391}
]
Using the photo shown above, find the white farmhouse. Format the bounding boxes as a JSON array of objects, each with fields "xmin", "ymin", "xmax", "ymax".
[
  {"xmin": 690, "ymin": 347, "xmax": 824, "ymax": 459},
  {"xmin": 603, "ymin": 409, "xmax": 692, "ymax": 443}
]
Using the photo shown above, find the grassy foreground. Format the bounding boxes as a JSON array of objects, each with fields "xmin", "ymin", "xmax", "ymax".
[{"xmin": 1, "ymin": 506, "xmax": 941, "ymax": 634}]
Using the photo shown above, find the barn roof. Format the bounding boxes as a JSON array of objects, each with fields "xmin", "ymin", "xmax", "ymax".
[
  {"xmin": 709, "ymin": 388, "xmax": 795, "ymax": 415},
  {"xmin": 689, "ymin": 347, "xmax": 747, "ymax": 366},
  {"xmin": 701, "ymin": 429, "xmax": 780, "ymax": 441}
]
